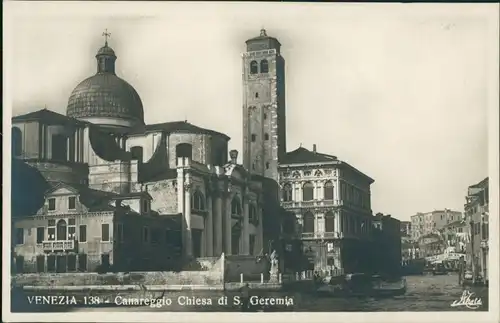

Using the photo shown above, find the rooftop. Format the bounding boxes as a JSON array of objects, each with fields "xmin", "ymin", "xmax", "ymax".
[
  {"xmin": 12, "ymin": 108, "xmax": 88, "ymax": 125},
  {"xmin": 129, "ymin": 120, "xmax": 230, "ymax": 140}
]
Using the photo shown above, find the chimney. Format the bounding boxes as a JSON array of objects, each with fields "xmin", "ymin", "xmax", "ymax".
[
  {"xmin": 313, "ymin": 144, "xmax": 317, "ymax": 153},
  {"xmin": 229, "ymin": 150, "xmax": 238, "ymax": 164}
]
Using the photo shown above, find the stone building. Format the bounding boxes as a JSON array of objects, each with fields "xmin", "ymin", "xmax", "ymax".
[
  {"xmin": 464, "ymin": 177, "xmax": 489, "ymax": 282},
  {"xmin": 11, "ymin": 32, "xmax": 288, "ymax": 273},
  {"xmin": 372, "ymin": 213, "xmax": 402, "ymax": 275},
  {"xmin": 278, "ymin": 144, "xmax": 375, "ymax": 274},
  {"xmin": 410, "ymin": 209, "xmax": 463, "ymax": 241}
]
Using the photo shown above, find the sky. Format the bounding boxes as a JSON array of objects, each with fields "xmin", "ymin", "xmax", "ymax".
[{"xmin": 5, "ymin": 2, "xmax": 498, "ymax": 221}]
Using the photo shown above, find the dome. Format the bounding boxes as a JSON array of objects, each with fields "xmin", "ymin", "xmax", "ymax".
[{"xmin": 66, "ymin": 40, "xmax": 144, "ymax": 129}]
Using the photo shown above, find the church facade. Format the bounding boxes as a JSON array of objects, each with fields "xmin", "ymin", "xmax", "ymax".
[{"xmin": 12, "ymin": 29, "xmax": 374, "ymax": 275}]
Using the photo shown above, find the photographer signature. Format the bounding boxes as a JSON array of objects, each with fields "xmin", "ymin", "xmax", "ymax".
[{"xmin": 450, "ymin": 290, "xmax": 483, "ymax": 309}]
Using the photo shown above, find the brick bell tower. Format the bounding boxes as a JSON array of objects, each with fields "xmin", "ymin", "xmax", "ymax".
[{"xmin": 242, "ymin": 29, "xmax": 287, "ymax": 182}]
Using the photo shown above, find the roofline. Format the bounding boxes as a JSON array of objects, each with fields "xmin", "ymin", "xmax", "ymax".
[
  {"xmin": 279, "ymin": 160, "xmax": 375, "ymax": 184},
  {"xmin": 12, "ymin": 109, "xmax": 89, "ymax": 125},
  {"xmin": 129, "ymin": 122, "xmax": 230, "ymax": 141}
]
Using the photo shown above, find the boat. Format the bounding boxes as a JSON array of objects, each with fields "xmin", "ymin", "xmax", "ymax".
[{"xmin": 316, "ymin": 273, "xmax": 407, "ymax": 298}]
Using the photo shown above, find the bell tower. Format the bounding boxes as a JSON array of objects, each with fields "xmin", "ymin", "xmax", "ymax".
[{"xmin": 242, "ymin": 29, "xmax": 287, "ymax": 182}]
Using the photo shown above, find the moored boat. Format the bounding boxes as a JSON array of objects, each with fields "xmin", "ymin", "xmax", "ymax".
[{"xmin": 316, "ymin": 273, "xmax": 407, "ymax": 298}]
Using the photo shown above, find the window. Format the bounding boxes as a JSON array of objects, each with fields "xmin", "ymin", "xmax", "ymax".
[
  {"xmin": 255, "ymin": 92, "xmax": 259, "ymax": 98},
  {"xmin": 266, "ymin": 162, "xmax": 270, "ymax": 169},
  {"xmin": 143, "ymin": 226, "xmax": 150, "ymax": 243},
  {"xmin": 56, "ymin": 219, "xmax": 67, "ymax": 240},
  {"xmin": 252, "ymin": 163, "xmax": 255, "ymax": 170},
  {"xmin": 264, "ymin": 113, "xmax": 267, "ymax": 120},
  {"xmin": 48, "ymin": 220, "xmax": 56, "ymax": 241},
  {"xmin": 260, "ymin": 59, "xmax": 269, "ymax": 73},
  {"xmin": 101, "ymin": 223, "xmax": 110, "ymax": 242},
  {"xmin": 79, "ymin": 225, "xmax": 87, "ymax": 242},
  {"xmin": 264, "ymin": 133, "xmax": 269, "ymax": 140},
  {"xmin": 251, "ymin": 134, "xmax": 257, "ymax": 142},
  {"xmin": 249, "ymin": 204, "xmax": 258, "ymax": 223},
  {"xmin": 325, "ymin": 212, "xmax": 335, "ymax": 232},
  {"xmin": 67, "ymin": 255, "xmax": 77, "ymax": 272},
  {"xmin": 176, "ymin": 143, "xmax": 193, "ymax": 159},
  {"xmin": 324, "ymin": 181, "xmax": 334, "ymax": 200},
  {"xmin": 231, "ymin": 197, "xmax": 242, "ymax": 217},
  {"xmin": 192, "ymin": 191, "xmax": 205, "ymax": 211},
  {"xmin": 68, "ymin": 219, "xmax": 76, "ymax": 239},
  {"xmin": 36, "ymin": 227, "xmax": 45, "ymax": 243},
  {"xmin": 282, "ymin": 183, "xmax": 292, "ymax": 202},
  {"xmin": 303, "ymin": 212, "xmax": 315, "ymax": 233},
  {"xmin": 302, "ymin": 182, "xmax": 314, "ymax": 201},
  {"xmin": 68, "ymin": 197, "xmax": 76, "ymax": 210},
  {"xmin": 48, "ymin": 198, "xmax": 56, "ymax": 211},
  {"xmin": 12, "ymin": 127, "xmax": 22, "ymax": 157},
  {"xmin": 15, "ymin": 228, "xmax": 24, "ymax": 245},
  {"xmin": 250, "ymin": 60, "xmax": 258, "ymax": 74},
  {"xmin": 47, "ymin": 255, "xmax": 56, "ymax": 272}
]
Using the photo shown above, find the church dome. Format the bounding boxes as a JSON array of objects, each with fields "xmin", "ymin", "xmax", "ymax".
[{"xmin": 66, "ymin": 34, "xmax": 144, "ymax": 129}]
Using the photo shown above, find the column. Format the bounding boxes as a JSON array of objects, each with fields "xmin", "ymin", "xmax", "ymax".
[
  {"xmin": 205, "ymin": 194, "xmax": 214, "ymax": 257},
  {"xmin": 243, "ymin": 198, "xmax": 250, "ymax": 255},
  {"xmin": 297, "ymin": 182, "xmax": 303, "ymax": 202},
  {"xmin": 291, "ymin": 182, "xmax": 296, "ymax": 201},
  {"xmin": 224, "ymin": 194, "xmax": 232, "ymax": 255},
  {"xmin": 184, "ymin": 179, "xmax": 193, "ymax": 257},
  {"xmin": 335, "ymin": 211, "xmax": 341, "ymax": 237},
  {"xmin": 256, "ymin": 202, "xmax": 264, "ymax": 254},
  {"xmin": 213, "ymin": 194, "xmax": 223, "ymax": 256},
  {"xmin": 317, "ymin": 181, "xmax": 323, "ymax": 200},
  {"xmin": 313, "ymin": 182, "xmax": 318, "ymax": 200},
  {"xmin": 66, "ymin": 136, "xmax": 71, "ymax": 161},
  {"xmin": 74, "ymin": 131, "xmax": 79, "ymax": 162}
]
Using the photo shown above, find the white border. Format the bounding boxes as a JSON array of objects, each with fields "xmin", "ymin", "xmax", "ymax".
[{"xmin": 3, "ymin": 2, "xmax": 499, "ymax": 323}]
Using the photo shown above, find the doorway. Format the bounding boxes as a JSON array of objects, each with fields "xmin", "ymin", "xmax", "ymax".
[
  {"xmin": 56, "ymin": 255, "xmax": 67, "ymax": 273},
  {"xmin": 192, "ymin": 229, "xmax": 202, "ymax": 258}
]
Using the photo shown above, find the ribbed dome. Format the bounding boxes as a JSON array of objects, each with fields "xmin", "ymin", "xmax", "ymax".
[
  {"xmin": 66, "ymin": 41, "xmax": 144, "ymax": 129},
  {"xmin": 67, "ymin": 73, "xmax": 144, "ymax": 124}
]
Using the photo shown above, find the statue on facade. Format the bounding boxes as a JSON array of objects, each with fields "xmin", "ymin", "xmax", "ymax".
[{"xmin": 269, "ymin": 250, "xmax": 279, "ymax": 283}]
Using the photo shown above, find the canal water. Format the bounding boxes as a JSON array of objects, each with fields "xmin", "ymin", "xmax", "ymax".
[{"xmin": 13, "ymin": 274, "xmax": 488, "ymax": 312}]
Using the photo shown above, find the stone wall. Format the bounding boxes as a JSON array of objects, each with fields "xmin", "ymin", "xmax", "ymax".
[
  {"xmin": 225, "ymin": 255, "xmax": 270, "ymax": 282},
  {"xmin": 13, "ymin": 255, "xmax": 224, "ymax": 288}
]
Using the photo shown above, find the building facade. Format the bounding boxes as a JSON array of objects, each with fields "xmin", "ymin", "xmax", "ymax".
[
  {"xmin": 278, "ymin": 145, "xmax": 375, "ymax": 274},
  {"xmin": 410, "ymin": 209, "xmax": 463, "ymax": 241},
  {"xmin": 11, "ymin": 31, "xmax": 295, "ymax": 273},
  {"xmin": 464, "ymin": 177, "xmax": 489, "ymax": 282},
  {"xmin": 372, "ymin": 213, "xmax": 402, "ymax": 275}
]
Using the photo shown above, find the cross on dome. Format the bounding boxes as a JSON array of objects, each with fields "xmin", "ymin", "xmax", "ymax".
[{"xmin": 102, "ymin": 29, "xmax": 111, "ymax": 46}]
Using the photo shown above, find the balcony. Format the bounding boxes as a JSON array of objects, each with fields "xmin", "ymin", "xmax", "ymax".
[
  {"xmin": 42, "ymin": 240, "xmax": 75, "ymax": 252},
  {"xmin": 282, "ymin": 200, "xmax": 343, "ymax": 209},
  {"xmin": 301, "ymin": 232, "xmax": 343, "ymax": 240}
]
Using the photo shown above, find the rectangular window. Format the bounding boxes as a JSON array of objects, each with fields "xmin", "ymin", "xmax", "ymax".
[
  {"xmin": 143, "ymin": 227, "xmax": 149, "ymax": 243},
  {"xmin": 68, "ymin": 197, "xmax": 76, "ymax": 210},
  {"xmin": 101, "ymin": 224, "xmax": 110, "ymax": 242},
  {"xmin": 48, "ymin": 227, "xmax": 56, "ymax": 241},
  {"xmin": 15, "ymin": 228, "xmax": 24, "ymax": 245},
  {"xmin": 68, "ymin": 226, "xmax": 76, "ymax": 240},
  {"xmin": 48, "ymin": 198, "xmax": 56, "ymax": 211},
  {"xmin": 79, "ymin": 225, "xmax": 87, "ymax": 242},
  {"xmin": 78, "ymin": 254, "xmax": 87, "ymax": 272},
  {"xmin": 36, "ymin": 227, "xmax": 45, "ymax": 243}
]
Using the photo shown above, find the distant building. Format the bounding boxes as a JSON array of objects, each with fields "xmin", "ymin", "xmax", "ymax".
[
  {"xmin": 372, "ymin": 213, "xmax": 402, "ymax": 275},
  {"xmin": 410, "ymin": 209, "xmax": 462, "ymax": 241},
  {"xmin": 400, "ymin": 221, "xmax": 411, "ymax": 237},
  {"xmin": 464, "ymin": 177, "xmax": 489, "ymax": 281},
  {"xmin": 279, "ymin": 145, "xmax": 375, "ymax": 274}
]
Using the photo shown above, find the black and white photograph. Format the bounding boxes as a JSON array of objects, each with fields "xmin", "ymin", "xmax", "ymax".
[{"xmin": 3, "ymin": 2, "xmax": 499, "ymax": 322}]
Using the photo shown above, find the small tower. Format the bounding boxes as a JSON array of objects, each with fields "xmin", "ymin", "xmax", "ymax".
[
  {"xmin": 242, "ymin": 29, "xmax": 287, "ymax": 182},
  {"xmin": 96, "ymin": 29, "xmax": 117, "ymax": 74}
]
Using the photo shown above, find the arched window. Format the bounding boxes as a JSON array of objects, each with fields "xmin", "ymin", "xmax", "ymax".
[
  {"xmin": 260, "ymin": 59, "xmax": 269, "ymax": 73},
  {"xmin": 303, "ymin": 212, "xmax": 315, "ymax": 233},
  {"xmin": 325, "ymin": 211, "xmax": 335, "ymax": 232},
  {"xmin": 324, "ymin": 181, "xmax": 334, "ymax": 200},
  {"xmin": 56, "ymin": 219, "xmax": 67, "ymax": 241},
  {"xmin": 192, "ymin": 190, "xmax": 205, "ymax": 211},
  {"xmin": 302, "ymin": 182, "xmax": 314, "ymax": 201},
  {"xmin": 282, "ymin": 183, "xmax": 292, "ymax": 202},
  {"xmin": 176, "ymin": 143, "xmax": 192, "ymax": 159},
  {"xmin": 249, "ymin": 204, "xmax": 258, "ymax": 223},
  {"xmin": 250, "ymin": 61, "xmax": 258, "ymax": 74},
  {"xmin": 12, "ymin": 127, "xmax": 22, "ymax": 157},
  {"xmin": 231, "ymin": 197, "xmax": 242, "ymax": 217}
]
